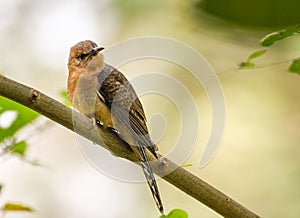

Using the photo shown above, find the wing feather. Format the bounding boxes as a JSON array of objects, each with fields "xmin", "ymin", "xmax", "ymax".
[{"xmin": 97, "ymin": 64, "xmax": 158, "ymax": 158}]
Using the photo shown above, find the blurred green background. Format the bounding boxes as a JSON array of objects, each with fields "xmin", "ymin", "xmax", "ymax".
[
  {"xmin": 199, "ymin": 0, "xmax": 300, "ymax": 26},
  {"xmin": 1, "ymin": 0, "xmax": 300, "ymax": 218}
]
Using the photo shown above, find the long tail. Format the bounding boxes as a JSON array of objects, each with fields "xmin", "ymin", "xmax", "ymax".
[{"xmin": 137, "ymin": 145, "xmax": 164, "ymax": 214}]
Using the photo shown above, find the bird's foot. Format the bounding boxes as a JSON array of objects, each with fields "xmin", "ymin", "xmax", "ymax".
[
  {"xmin": 96, "ymin": 119, "xmax": 119, "ymax": 134},
  {"xmin": 95, "ymin": 119, "xmax": 103, "ymax": 127}
]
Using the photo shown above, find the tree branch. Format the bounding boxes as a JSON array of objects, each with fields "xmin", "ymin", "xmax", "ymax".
[{"xmin": 0, "ymin": 74, "xmax": 260, "ymax": 218}]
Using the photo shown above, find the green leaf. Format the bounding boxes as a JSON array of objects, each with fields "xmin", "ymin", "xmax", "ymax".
[
  {"xmin": 288, "ymin": 58, "xmax": 300, "ymax": 75},
  {"xmin": 260, "ymin": 25, "xmax": 300, "ymax": 47},
  {"xmin": 2, "ymin": 202, "xmax": 35, "ymax": 213},
  {"xmin": 239, "ymin": 61, "xmax": 255, "ymax": 68},
  {"xmin": 60, "ymin": 90, "xmax": 71, "ymax": 107},
  {"xmin": 239, "ymin": 49, "xmax": 267, "ymax": 68},
  {"xmin": 247, "ymin": 49, "xmax": 267, "ymax": 61},
  {"xmin": 181, "ymin": 163, "xmax": 192, "ymax": 168},
  {"xmin": 0, "ymin": 184, "xmax": 2, "ymax": 195},
  {"xmin": 160, "ymin": 209, "xmax": 188, "ymax": 218},
  {"xmin": 5, "ymin": 141, "xmax": 28, "ymax": 157},
  {"xmin": 0, "ymin": 96, "xmax": 39, "ymax": 143}
]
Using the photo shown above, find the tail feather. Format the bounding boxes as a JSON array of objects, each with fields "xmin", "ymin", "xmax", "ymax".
[{"xmin": 137, "ymin": 145, "xmax": 164, "ymax": 214}]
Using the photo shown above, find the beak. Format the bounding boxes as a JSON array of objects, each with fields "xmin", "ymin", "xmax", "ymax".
[{"xmin": 92, "ymin": 47, "xmax": 105, "ymax": 55}]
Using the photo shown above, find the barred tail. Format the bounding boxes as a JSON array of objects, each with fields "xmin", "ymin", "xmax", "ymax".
[{"xmin": 137, "ymin": 145, "xmax": 164, "ymax": 214}]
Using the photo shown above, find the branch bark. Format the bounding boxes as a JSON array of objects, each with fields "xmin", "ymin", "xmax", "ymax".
[{"xmin": 0, "ymin": 74, "xmax": 260, "ymax": 218}]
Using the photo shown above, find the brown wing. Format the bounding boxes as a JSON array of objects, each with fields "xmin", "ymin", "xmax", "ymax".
[{"xmin": 97, "ymin": 64, "xmax": 158, "ymax": 158}]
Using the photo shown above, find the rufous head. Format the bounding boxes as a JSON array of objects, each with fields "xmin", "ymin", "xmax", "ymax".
[
  {"xmin": 68, "ymin": 40, "xmax": 104, "ymax": 73},
  {"xmin": 67, "ymin": 40, "xmax": 105, "ymax": 102}
]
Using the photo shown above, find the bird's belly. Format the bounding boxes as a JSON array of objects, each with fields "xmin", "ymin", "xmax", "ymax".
[{"xmin": 73, "ymin": 75, "xmax": 99, "ymax": 116}]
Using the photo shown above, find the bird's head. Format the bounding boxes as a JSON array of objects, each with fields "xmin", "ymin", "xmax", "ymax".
[
  {"xmin": 67, "ymin": 40, "xmax": 105, "ymax": 102},
  {"xmin": 68, "ymin": 40, "xmax": 105, "ymax": 73}
]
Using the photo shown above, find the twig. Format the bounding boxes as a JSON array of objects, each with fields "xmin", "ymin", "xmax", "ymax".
[{"xmin": 0, "ymin": 74, "xmax": 260, "ymax": 218}]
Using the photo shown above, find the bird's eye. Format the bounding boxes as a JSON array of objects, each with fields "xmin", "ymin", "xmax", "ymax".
[{"xmin": 76, "ymin": 53, "xmax": 89, "ymax": 60}]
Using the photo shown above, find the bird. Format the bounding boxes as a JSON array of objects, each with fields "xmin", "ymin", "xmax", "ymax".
[{"xmin": 67, "ymin": 40, "xmax": 164, "ymax": 214}]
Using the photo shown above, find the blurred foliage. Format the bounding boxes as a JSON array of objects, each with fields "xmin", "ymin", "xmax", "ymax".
[
  {"xmin": 160, "ymin": 209, "xmax": 188, "ymax": 218},
  {"xmin": 111, "ymin": 0, "xmax": 161, "ymax": 21},
  {"xmin": 239, "ymin": 25, "xmax": 300, "ymax": 75},
  {"xmin": 4, "ymin": 140, "xmax": 28, "ymax": 157},
  {"xmin": 60, "ymin": 90, "xmax": 71, "ymax": 107},
  {"xmin": 197, "ymin": 0, "xmax": 300, "ymax": 26},
  {"xmin": 0, "ymin": 185, "xmax": 35, "ymax": 216},
  {"xmin": 239, "ymin": 49, "xmax": 267, "ymax": 67},
  {"xmin": 288, "ymin": 58, "xmax": 300, "ymax": 74},
  {"xmin": 0, "ymin": 97, "xmax": 39, "ymax": 144},
  {"xmin": 260, "ymin": 25, "xmax": 300, "ymax": 46},
  {"xmin": 2, "ymin": 202, "xmax": 35, "ymax": 213},
  {"xmin": 181, "ymin": 163, "xmax": 193, "ymax": 168},
  {"xmin": 0, "ymin": 96, "xmax": 39, "ymax": 158}
]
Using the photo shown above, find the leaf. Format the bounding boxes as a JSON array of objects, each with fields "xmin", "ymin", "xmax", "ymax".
[
  {"xmin": 60, "ymin": 90, "xmax": 71, "ymax": 107},
  {"xmin": 239, "ymin": 62, "xmax": 255, "ymax": 68},
  {"xmin": 167, "ymin": 209, "xmax": 188, "ymax": 218},
  {"xmin": 4, "ymin": 141, "xmax": 28, "ymax": 157},
  {"xmin": 160, "ymin": 209, "xmax": 188, "ymax": 218},
  {"xmin": 181, "ymin": 163, "xmax": 192, "ymax": 168},
  {"xmin": 0, "ymin": 96, "xmax": 39, "ymax": 143},
  {"xmin": 260, "ymin": 25, "xmax": 300, "ymax": 47},
  {"xmin": 288, "ymin": 58, "xmax": 300, "ymax": 75},
  {"xmin": 239, "ymin": 49, "xmax": 267, "ymax": 68},
  {"xmin": 3, "ymin": 202, "xmax": 35, "ymax": 213},
  {"xmin": 247, "ymin": 49, "xmax": 267, "ymax": 61},
  {"xmin": 239, "ymin": 61, "xmax": 255, "ymax": 68},
  {"xmin": 0, "ymin": 184, "xmax": 2, "ymax": 195}
]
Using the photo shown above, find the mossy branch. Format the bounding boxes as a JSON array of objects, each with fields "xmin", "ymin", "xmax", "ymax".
[{"xmin": 0, "ymin": 74, "xmax": 260, "ymax": 218}]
